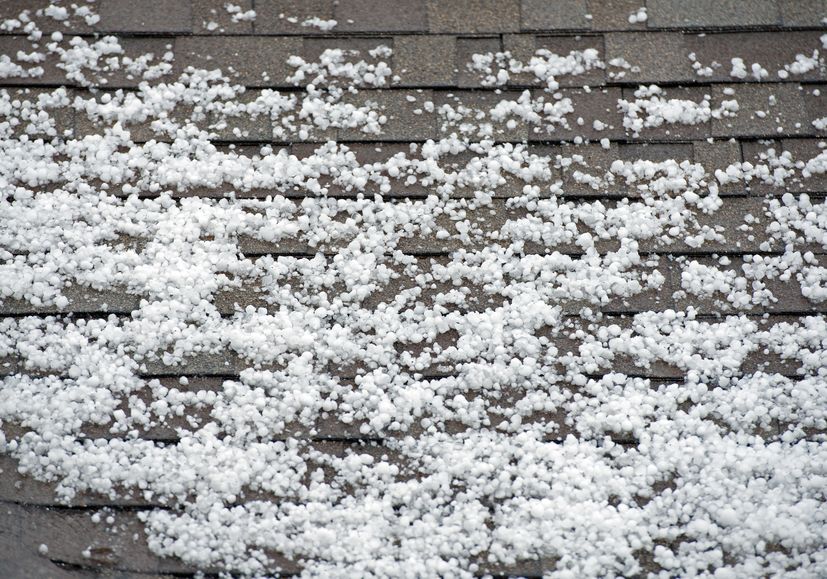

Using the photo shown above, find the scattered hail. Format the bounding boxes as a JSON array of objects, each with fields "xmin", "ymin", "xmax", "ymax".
[{"xmin": 1, "ymin": 2, "xmax": 826, "ymax": 578}]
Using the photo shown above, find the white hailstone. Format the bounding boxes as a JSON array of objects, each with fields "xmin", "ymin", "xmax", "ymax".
[{"xmin": 628, "ymin": 7, "xmax": 647, "ymax": 24}]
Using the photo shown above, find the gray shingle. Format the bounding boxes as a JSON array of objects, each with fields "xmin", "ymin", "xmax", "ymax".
[
  {"xmin": 711, "ymin": 84, "xmax": 811, "ymax": 138},
  {"xmin": 289, "ymin": 142, "xmax": 431, "ymax": 197},
  {"xmin": 335, "ymin": 0, "xmax": 428, "ymax": 32},
  {"xmin": 0, "ymin": 0, "xmax": 94, "ymax": 34},
  {"xmin": 208, "ymin": 90, "xmax": 273, "ymax": 142},
  {"xmin": 520, "ymin": 0, "xmax": 591, "ymax": 31},
  {"xmin": 175, "ymin": 36, "xmax": 302, "ymax": 87},
  {"xmin": 779, "ymin": 0, "xmax": 827, "ymax": 26},
  {"xmin": 339, "ymin": 90, "xmax": 436, "ymax": 141},
  {"xmin": 602, "ymin": 262, "xmax": 675, "ymax": 314},
  {"xmin": 100, "ymin": 38, "xmax": 177, "ymax": 88},
  {"xmin": 435, "ymin": 90, "xmax": 528, "ymax": 142},
  {"xmin": 693, "ymin": 139, "xmax": 745, "ymax": 195},
  {"xmin": 98, "ymin": 0, "xmax": 192, "ymax": 33},
  {"xmin": 500, "ymin": 34, "xmax": 539, "ymax": 86},
  {"xmin": 605, "ymin": 32, "xmax": 693, "ymax": 84},
  {"xmin": 428, "ymin": 0, "xmax": 520, "ymax": 33},
  {"xmin": 192, "ymin": 0, "xmax": 254, "ymax": 34},
  {"xmin": 743, "ymin": 139, "xmax": 827, "ymax": 195},
  {"xmin": 0, "ymin": 36, "xmax": 65, "ymax": 85},
  {"xmin": 502, "ymin": 35, "xmax": 607, "ymax": 88},
  {"xmin": 253, "ymin": 0, "xmax": 335, "ymax": 34},
  {"xmin": 301, "ymin": 36, "xmax": 394, "ymax": 62},
  {"xmin": 394, "ymin": 35, "xmax": 457, "ymax": 87},
  {"xmin": 647, "ymin": 0, "xmax": 781, "ymax": 28},
  {"xmin": 528, "ymin": 87, "xmax": 625, "ymax": 142},
  {"xmin": 637, "ymin": 197, "xmax": 771, "ymax": 254},
  {"xmin": 586, "ymin": 0, "xmax": 650, "ymax": 31},
  {"xmin": 673, "ymin": 255, "xmax": 827, "ymax": 314},
  {"xmin": 535, "ymin": 36, "xmax": 607, "ymax": 87},
  {"xmin": 684, "ymin": 31, "xmax": 827, "ymax": 84},
  {"xmin": 621, "ymin": 143, "xmax": 694, "ymax": 163},
  {"xmin": 3, "ymin": 87, "xmax": 74, "ymax": 139},
  {"xmin": 803, "ymin": 86, "xmax": 826, "ymax": 136},
  {"xmin": 778, "ymin": 139, "xmax": 827, "ymax": 196},
  {"xmin": 741, "ymin": 138, "xmax": 785, "ymax": 196},
  {"xmin": 620, "ymin": 86, "xmax": 713, "ymax": 141},
  {"xmin": 456, "ymin": 37, "xmax": 502, "ymax": 88},
  {"xmin": 554, "ymin": 142, "xmax": 638, "ymax": 197}
]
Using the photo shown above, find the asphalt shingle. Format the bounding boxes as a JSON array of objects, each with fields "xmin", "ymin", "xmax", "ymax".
[
  {"xmin": 175, "ymin": 36, "xmax": 302, "ymax": 87},
  {"xmin": 647, "ymin": 0, "xmax": 781, "ymax": 28},
  {"xmin": 503, "ymin": 35, "xmax": 607, "ymax": 88},
  {"xmin": 98, "ymin": 0, "xmax": 192, "ymax": 33},
  {"xmin": 520, "ymin": 0, "xmax": 591, "ymax": 31},
  {"xmin": 334, "ymin": 0, "xmax": 428, "ymax": 32},
  {"xmin": 585, "ymin": 0, "xmax": 650, "ymax": 31},
  {"xmin": 742, "ymin": 139, "xmax": 827, "ymax": 195},
  {"xmin": 435, "ymin": 90, "xmax": 529, "ymax": 142},
  {"xmin": 192, "ymin": 0, "xmax": 254, "ymax": 34},
  {"xmin": 456, "ymin": 37, "xmax": 502, "ymax": 88},
  {"xmin": 604, "ymin": 32, "xmax": 694, "ymax": 84},
  {"xmin": 620, "ymin": 85, "xmax": 713, "ymax": 141},
  {"xmin": 393, "ymin": 35, "xmax": 457, "ymax": 87},
  {"xmin": 340, "ymin": 90, "xmax": 436, "ymax": 141},
  {"xmin": 528, "ymin": 87, "xmax": 625, "ymax": 142},
  {"xmin": 0, "ymin": 36, "xmax": 65, "ymax": 85},
  {"xmin": 0, "ymin": 0, "xmax": 95, "ymax": 34},
  {"xmin": 693, "ymin": 139, "xmax": 745, "ymax": 195},
  {"xmin": 427, "ymin": 0, "xmax": 520, "ymax": 33},
  {"xmin": 684, "ymin": 31, "xmax": 827, "ymax": 83},
  {"xmin": 779, "ymin": 0, "xmax": 827, "ymax": 27},
  {"xmin": 711, "ymin": 84, "xmax": 811, "ymax": 138},
  {"xmin": 253, "ymin": 0, "xmax": 335, "ymax": 34}
]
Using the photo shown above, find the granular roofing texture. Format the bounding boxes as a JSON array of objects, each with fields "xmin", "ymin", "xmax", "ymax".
[{"xmin": 1, "ymin": 1, "xmax": 826, "ymax": 577}]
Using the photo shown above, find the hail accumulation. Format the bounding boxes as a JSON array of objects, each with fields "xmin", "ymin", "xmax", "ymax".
[{"xmin": 1, "ymin": 3, "xmax": 826, "ymax": 578}]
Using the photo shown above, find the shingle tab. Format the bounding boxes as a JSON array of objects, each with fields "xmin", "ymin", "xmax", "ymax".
[
  {"xmin": 98, "ymin": 0, "xmax": 192, "ymax": 33},
  {"xmin": 253, "ymin": 0, "xmax": 336, "ymax": 34},
  {"xmin": 605, "ymin": 32, "xmax": 693, "ymax": 84},
  {"xmin": 335, "ymin": 0, "xmax": 428, "ymax": 32},
  {"xmin": 394, "ymin": 35, "xmax": 457, "ymax": 87},
  {"xmin": 673, "ymin": 255, "xmax": 827, "ymax": 314},
  {"xmin": 647, "ymin": 0, "xmax": 781, "ymax": 28},
  {"xmin": 684, "ymin": 32, "xmax": 827, "ymax": 84},
  {"xmin": 0, "ymin": 0, "xmax": 95, "ymax": 34},
  {"xmin": 435, "ymin": 90, "xmax": 529, "ymax": 142},
  {"xmin": 340, "ymin": 90, "xmax": 436, "ymax": 141},
  {"xmin": 693, "ymin": 139, "xmax": 745, "ymax": 195},
  {"xmin": 742, "ymin": 139, "xmax": 827, "ymax": 195},
  {"xmin": 175, "ymin": 36, "xmax": 302, "ymax": 87},
  {"xmin": 779, "ymin": 0, "xmax": 827, "ymax": 27},
  {"xmin": 208, "ymin": 90, "xmax": 273, "ymax": 142},
  {"xmin": 586, "ymin": 0, "xmax": 650, "ymax": 31},
  {"xmin": 520, "ymin": 0, "xmax": 591, "ymax": 31},
  {"xmin": 301, "ymin": 37, "xmax": 394, "ymax": 62},
  {"xmin": 711, "ymin": 84, "xmax": 811, "ymax": 138},
  {"xmin": 620, "ymin": 86, "xmax": 713, "ymax": 141},
  {"xmin": 3, "ymin": 88, "xmax": 75, "ymax": 139},
  {"xmin": 428, "ymin": 0, "xmax": 520, "ymax": 33},
  {"xmin": 528, "ymin": 87, "xmax": 625, "ymax": 142},
  {"xmin": 0, "ymin": 36, "xmax": 65, "ymax": 85},
  {"xmin": 192, "ymin": 0, "xmax": 254, "ymax": 34},
  {"xmin": 456, "ymin": 37, "xmax": 502, "ymax": 88},
  {"xmin": 502, "ymin": 35, "xmax": 607, "ymax": 88}
]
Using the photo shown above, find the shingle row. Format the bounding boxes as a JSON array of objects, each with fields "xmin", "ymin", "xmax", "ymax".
[
  {"xmin": 2, "ymin": 31, "xmax": 825, "ymax": 90},
  {"xmin": 3, "ymin": 0, "xmax": 822, "ymax": 35}
]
